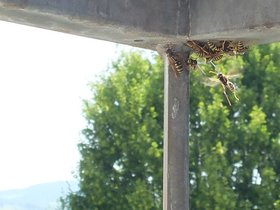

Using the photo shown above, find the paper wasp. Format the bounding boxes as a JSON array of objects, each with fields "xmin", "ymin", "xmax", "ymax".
[
  {"xmin": 207, "ymin": 40, "xmax": 231, "ymax": 53},
  {"xmin": 185, "ymin": 40, "xmax": 210, "ymax": 58},
  {"xmin": 186, "ymin": 58, "xmax": 198, "ymax": 69},
  {"xmin": 228, "ymin": 41, "xmax": 248, "ymax": 55},
  {"xmin": 185, "ymin": 40, "xmax": 225, "ymax": 63},
  {"xmin": 165, "ymin": 48, "xmax": 186, "ymax": 77},
  {"xmin": 183, "ymin": 38, "xmax": 247, "ymax": 106},
  {"xmin": 165, "ymin": 47, "xmax": 206, "ymax": 77},
  {"xmin": 186, "ymin": 39, "xmax": 248, "ymax": 62},
  {"xmin": 207, "ymin": 40, "xmax": 248, "ymax": 54},
  {"xmin": 186, "ymin": 58, "xmax": 206, "ymax": 75},
  {"xmin": 219, "ymin": 40, "xmax": 233, "ymax": 53},
  {"xmin": 207, "ymin": 41, "xmax": 220, "ymax": 52},
  {"xmin": 205, "ymin": 69, "xmax": 239, "ymax": 106},
  {"xmin": 206, "ymin": 40, "xmax": 237, "ymax": 61}
]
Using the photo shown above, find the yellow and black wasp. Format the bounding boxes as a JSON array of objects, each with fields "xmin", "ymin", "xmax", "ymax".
[
  {"xmin": 186, "ymin": 39, "xmax": 225, "ymax": 63},
  {"xmin": 228, "ymin": 41, "xmax": 249, "ymax": 55},
  {"xmin": 205, "ymin": 69, "xmax": 240, "ymax": 106},
  {"xmin": 165, "ymin": 48, "xmax": 186, "ymax": 77}
]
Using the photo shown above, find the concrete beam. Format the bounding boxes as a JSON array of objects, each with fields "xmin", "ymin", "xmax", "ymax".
[
  {"xmin": 0, "ymin": 0, "xmax": 189, "ymax": 50},
  {"xmin": 189, "ymin": 0, "xmax": 280, "ymax": 44},
  {"xmin": 0, "ymin": 0, "xmax": 280, "ymax": 50}
]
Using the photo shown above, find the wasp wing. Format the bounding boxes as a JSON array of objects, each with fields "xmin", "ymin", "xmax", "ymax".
[
  {"xmin": 226, "ymin": 73, "xmax": 241, "ymax": 79},
  {"xmin": 202, "ymin": 77, "xmax": 220, "ymax": 87}
]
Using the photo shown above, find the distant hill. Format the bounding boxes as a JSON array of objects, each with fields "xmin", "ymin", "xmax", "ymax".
[{"xmin": 0, "ymin": 181, "xmax": 78, "ymax": 210}]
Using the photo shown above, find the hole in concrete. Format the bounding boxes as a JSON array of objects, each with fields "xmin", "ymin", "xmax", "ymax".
[{"xmin": 134, "ymin": 39, "xmax": 144, "ymax": 42}]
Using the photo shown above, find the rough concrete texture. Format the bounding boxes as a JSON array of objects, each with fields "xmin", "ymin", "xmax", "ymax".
[
  {"xmin": 163, "ymin": 54, "xmax": 190, "ymax": 210},
  {"xmin": 0, "ymin": 0, "xmax": 279, "ymax": 49},
  {"xmin": 0, "ymin": 0, "xmax": 189, "ymax": 50},
  {"xmin": 189, "ymin": 0, "xmax": 280, "ymax": 44}
]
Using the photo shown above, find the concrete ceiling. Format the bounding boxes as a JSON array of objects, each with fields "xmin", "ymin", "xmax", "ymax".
[{"xmin": 0, "ymin": 0, "xmax": 279, "ymax": 50}]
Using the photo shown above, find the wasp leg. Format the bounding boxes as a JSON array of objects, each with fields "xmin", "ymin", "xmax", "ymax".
[
  {"xmin": 222, "ymin": 84, "xmax": 232, "ymax": 106},
  {"xmin": 187, "ymin": 40, "xmax": 209, "ymax": 55},
  {"xmin": 209, "ymin": 70, "xmax": 218, "ymax": 75},
  {"xmin": 168, "ymin": 64, "xmax": 179, "ymax": 78},
  {"xmin": 167, "ymin": 57, "xmax": 180, "ymax": 78},
  {"xmin": 210, "ymin": 61, "xmax": 217, "ymax": 69},
  {"xmin": 233, "ymin": 91, "xmax": 239, "ymax": 101},
  {"xmin": 196, "ymin": 64, "xmax": 206, "ymax": 75},
  {"xmin": 188, "ymin": 58, "xmax": 206, "ymax": 75},
  {"xmin": 171, "ymin": 66, "xmax": 180, "ymax": 78}
]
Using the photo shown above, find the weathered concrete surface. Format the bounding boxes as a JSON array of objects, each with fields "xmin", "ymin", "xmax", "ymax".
[
  {"xmin": 189, "ymin": 0, "xmax": 280, "ymax": 44},
  {"xmin": 0, "ymin": 0, "xmax": 189, "ymax": 50},
  {"xmin": 0, "ymin": 0, "xmax": 280, "ymax": 49},
  {"xmin": 164, "ymin": 50, "xmax": 190, "ymax": 210}
]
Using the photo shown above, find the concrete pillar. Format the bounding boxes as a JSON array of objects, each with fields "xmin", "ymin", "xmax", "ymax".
[{"xmin": 164, "ymin": 49, "xmax": 190, "ymax": 210}]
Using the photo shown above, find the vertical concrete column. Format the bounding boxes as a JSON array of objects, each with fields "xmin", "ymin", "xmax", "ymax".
[{"xmin": 163, "ymin": 50, "xmax": 190, "ymax": 210}]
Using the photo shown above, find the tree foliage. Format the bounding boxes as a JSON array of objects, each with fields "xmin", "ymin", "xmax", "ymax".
[
  {"xmin": 61, "ymin": 44, "xmax": 280, "ymax": 210},
  {"xmin": 190, "ymin": 43, "xmax": 280, "ymax": 209},
  {"xmin": 61, "ymin": 51, "xmax": 164, "ymax": 210}
]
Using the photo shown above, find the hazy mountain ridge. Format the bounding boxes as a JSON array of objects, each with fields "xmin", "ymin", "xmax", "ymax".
[{"xmin": 0, "ymin": 181, "xmax": 78, "ymax": 210}]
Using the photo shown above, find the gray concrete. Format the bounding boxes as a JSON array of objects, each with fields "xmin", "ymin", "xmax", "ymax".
[
  {"xmin": 164, "ymin": 49, "xmax": 190, "ymax": 210},
  {"xmin": 0, "ymin": 0, "xmax": 189, "ymax": 50},
  {"xmin": 189, "ymin": 0, "xmax": 280, "ymax": 44},
  {"xmin": 1, "ymin": 1, "xmax": 279, "ymax": 210},
  {"xmin": 0, "ymin": 0, "xmax": 280, "ymax": 50}
]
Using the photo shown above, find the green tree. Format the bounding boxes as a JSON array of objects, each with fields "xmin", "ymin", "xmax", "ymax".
[
  {"xmin": 190, "ymin": 43, "xmax": 280, "ymax": 209},
  {"xmin": 61, "ymin": 51, "xmax": 164, "ymax": 210},
  {"xmin": 62, "ymin": 44, "xmax": 280, "ymax": 210}
]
